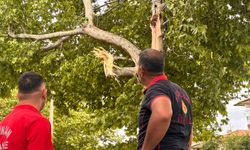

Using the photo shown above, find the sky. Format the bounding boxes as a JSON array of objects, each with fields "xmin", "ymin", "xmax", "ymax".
[
  {"xmin": 95, "ymin": 0, "xmax": 249, "ymax": 134},
  {"xmin": 220, "ymin": 99, "xmax": 248, "ymax": 134}
]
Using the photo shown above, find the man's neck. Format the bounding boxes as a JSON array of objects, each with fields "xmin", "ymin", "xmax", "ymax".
[
  {"xmin": 18, "ymin": 100, "xmax": 40, "ymax": 111},
  {"xmin": 144, "ymin": 73, "xmax": 166, "ymax": 88},
  {"xmin": 144, "ymin": 76, "xmax": 156, "ymax": 86}
]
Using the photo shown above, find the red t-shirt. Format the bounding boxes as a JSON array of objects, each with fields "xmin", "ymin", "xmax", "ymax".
[{"xmin": 0, "ymin": 105, "xmax": 53, "ymax": 150}]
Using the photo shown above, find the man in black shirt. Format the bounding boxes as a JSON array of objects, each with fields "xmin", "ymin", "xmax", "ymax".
[{"xmin": 136, "ymin": 49, "xmax": 192, "ymax": 150}]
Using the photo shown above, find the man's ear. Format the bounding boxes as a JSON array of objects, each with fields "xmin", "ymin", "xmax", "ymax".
[
  {"xmin": 42, "ymin": 88, "xmax": 47, "ymax": 100},
  {"xmin": 16, "ymin": 92, "xmax": 19, "ymax": 99},
  {"xmin": 17, "ymin": 92, "xmax": 25, "ymax": 100},
  {"xmin": 139, "ymin": 66, "xmax": 145, "ymax": 76}
]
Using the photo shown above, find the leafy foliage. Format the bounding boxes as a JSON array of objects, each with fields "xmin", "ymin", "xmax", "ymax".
[
  {"xmin": 223, "ymin": 135, "xmax": 250, "ymax": 150},
  {"xmin": 202, "ymin": 140, "xmax": 219, "ymax": 150},
  {"xmin": 0, "ymin": 91, "xmax": 17, "ymax": 120},
  {"xmin": 203, "ymin": 135, "xmax": 250, "ymax": 150}
]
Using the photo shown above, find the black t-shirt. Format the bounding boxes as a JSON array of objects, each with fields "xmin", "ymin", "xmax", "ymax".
[{"xmin": 138, "ymin": 76, "xmax": 192, "ymax": 150}]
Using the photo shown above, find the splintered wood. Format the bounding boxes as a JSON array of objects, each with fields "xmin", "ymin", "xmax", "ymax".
[{"xmin": 93, "ymin": 47, "xmax": 118, "ymax": 77}]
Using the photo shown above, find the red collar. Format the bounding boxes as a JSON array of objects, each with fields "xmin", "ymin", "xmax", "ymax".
[{"xmin": 145, "ymin": 74, "xmax": 168, "ymax": 90}]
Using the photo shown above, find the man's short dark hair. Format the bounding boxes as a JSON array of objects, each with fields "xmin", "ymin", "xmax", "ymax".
[
  {"xmin": 18, "ymin": 71, "xmax": 44, "ymax": 94},
  {"xmin": 139, "ymin": 49, "xmax": 165, "ymax": 75}
]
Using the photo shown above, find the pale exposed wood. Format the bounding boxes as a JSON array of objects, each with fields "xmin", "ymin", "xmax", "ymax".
[{"xmin": 151, "ymin": 0, "xmax": 165, "ymax": 51}]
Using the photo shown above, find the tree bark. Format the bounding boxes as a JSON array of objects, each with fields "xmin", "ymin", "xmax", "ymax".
[
  {"xmin": 83, "ymin": 26, "xmax": 140, "ymax": 63},
  {"xmin": 113, "ymin": 67, "xmax": 136, "ymax": 76},
  {"xmin": 82, "ymin": 0, "xmax": 94, "ymax": 26},
  {"xmin": 151, "ymin": 0, "xmax": 165, "ymax": 51},
  {"xmin": 8, "ymin": 26, "xmax": 83, "ymax": 40}
]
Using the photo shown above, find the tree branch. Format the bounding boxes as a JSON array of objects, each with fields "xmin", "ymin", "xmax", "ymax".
[
  {"xmin": 7, "ymin": 24, "xmax": 140, "ymax": 63},
  {"xmin": 93, "ymin": 47, "xmax": 136, "ymax": 77},
  {"xmin": 83, "ymin": 26, "xmax": 140, "ymax": 63},
  {"xmin": 8, "ymin": 26, "xmax": 83, "ymax": 40},
  {"xmin": 83, "ymin": 0, "xmax": 94, "ymax": 26},
  {"xmin": 41, "ymin": 36, "xmax": 71, "ymax": 50},
  {"xmin": 151, "ymin": 0, "xmax": 167, "ymax": 51},
  {"xmin": 114, "ymin": 56, "xmax": 130, "ymax": 61},
  {"xmin": 113, "ymin": 67, "xmax": 135, "ymax": 76}
]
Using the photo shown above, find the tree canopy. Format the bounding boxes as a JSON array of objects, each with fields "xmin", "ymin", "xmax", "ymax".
[{"xmin": 0, "ymin": 0, "xmax": 249, "ymax": 148}]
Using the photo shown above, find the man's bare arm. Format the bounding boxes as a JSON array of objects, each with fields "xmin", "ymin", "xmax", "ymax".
[
  {"xmin": 188, "ymin": 129, "xmax": 193, "ymax": 150},
  {"xmin": 142, "ymin": 96, "xmax": 172, "ymax": 150}
]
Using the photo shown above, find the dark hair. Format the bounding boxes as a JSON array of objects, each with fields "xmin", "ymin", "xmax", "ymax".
[
  {"xmin": 18, "ymin": 71, "xmax": 44, "ymax": 94},
  {"xmin": 139, "ymin": 49, "xmax": 165, "ymax": 75}
]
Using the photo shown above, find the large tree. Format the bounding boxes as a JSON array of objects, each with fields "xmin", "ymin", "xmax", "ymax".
[{"xmin": 0, "ymin": 0, "xmax": 249, "ymax": 148}]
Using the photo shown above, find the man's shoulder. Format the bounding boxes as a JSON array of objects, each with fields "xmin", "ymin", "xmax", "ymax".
[
  {"xmin": 31, "ymin": 117, "xmax": 51, "ymax": 128},
  {"xmin": 8, "ymin": 107, "xmax": 48, "ymax": 126},
  {"xmin": 27, "ymin": 113, "xmax": 49, "ymax": 127},
  {"xmin": 15, "ymin": 107, "xmax": 44, "ymax": 119},
  {"xmin": 156, "ymin": 80, "xmax": 186, "ymax": 92}
]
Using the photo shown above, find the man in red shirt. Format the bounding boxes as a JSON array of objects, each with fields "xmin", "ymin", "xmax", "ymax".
[{"xmin": 0, "ymin": 71, "xmax": 53, "ymax": 150}]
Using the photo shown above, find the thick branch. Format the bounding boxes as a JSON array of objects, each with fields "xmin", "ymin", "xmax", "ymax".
[
  {"xmin": 83, "ymin": 0, "xmax": 94, "ymax": 25},
  {"xmin": 8, "ymin": 24, "xmax": 140, "ymax": 64},
  {"xmin": 8, "ymin": 26, "xmax": 83, "ymax": 40},
  {"xmin": 42, "ymin": 36, "xmax": 71, "ymax": 50},
  {"xmin": 151, "ymin": 0, "xmax": 165, "ymax": 51},
  {"xmin": 83, "ymin": 26, "xmax": 140, "ymax": 63},
  {"xmin": 113, "ymin": 67, "xmax": 135, "ymax": 76}
]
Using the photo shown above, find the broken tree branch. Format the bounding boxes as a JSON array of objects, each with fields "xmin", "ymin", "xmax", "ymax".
[
  {"xmin": 151, "ymin": 0, "xmax": 167, "ymax": 51},
  {"xmin": 94, "ymin": 47, "xmax": 136, "ymax": 77}
]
